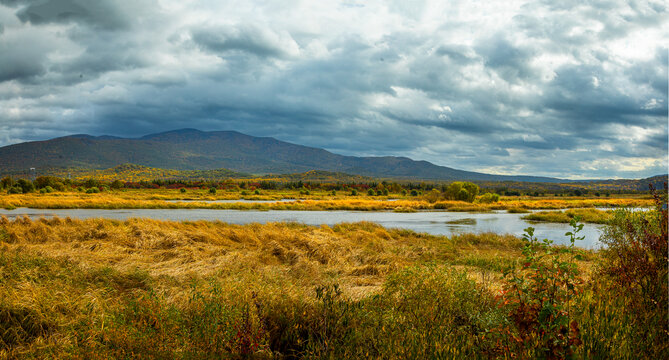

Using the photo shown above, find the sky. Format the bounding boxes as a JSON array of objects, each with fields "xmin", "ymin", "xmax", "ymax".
[{"xmin": 0, "ymin": 0, "xmax": 667, "ymax": 180}]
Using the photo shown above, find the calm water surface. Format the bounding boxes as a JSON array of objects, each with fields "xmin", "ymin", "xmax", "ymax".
[{"xmin": 0, "ymin": 208, "xmax": 605, "ymax": 248}]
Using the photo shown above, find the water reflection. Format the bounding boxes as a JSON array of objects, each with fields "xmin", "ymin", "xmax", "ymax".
[{"xmin": 0, "ymin": 208, "xmax": 605, "ymax": 248}]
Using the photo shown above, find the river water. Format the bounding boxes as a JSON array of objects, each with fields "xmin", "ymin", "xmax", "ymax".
[{"xmin": 0, "ymin": 208, "xmax": 605, "ymax": 248}]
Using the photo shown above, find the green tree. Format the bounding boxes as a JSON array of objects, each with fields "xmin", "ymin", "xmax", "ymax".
[
  {"xmin": 16, "ymin": 179, "xmax": 35, "ymax": 193},
  {"xmin": 445, "ymin": 182, "xmax": 479, "ymax": 202},
  {"xmin": 0, "ymin": 176, "xmax": 12, "ymax": 190},
  {"xmin": 110, "ymin": 180, "xmax": 124, "ymax": 190}
]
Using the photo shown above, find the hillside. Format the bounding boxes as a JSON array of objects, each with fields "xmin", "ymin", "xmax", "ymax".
[{"xmin": 0, "ymin": 128, "xmax": 562, "ymax": 182}]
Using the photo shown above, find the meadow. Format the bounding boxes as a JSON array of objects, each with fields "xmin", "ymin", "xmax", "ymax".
[
  {"xmin": 0, "ymin": 191, "xmax": 666, "ymax": 358},
  {"xmin": 0, "ymin": 188, "xmax": 653, "ymax": 221}
]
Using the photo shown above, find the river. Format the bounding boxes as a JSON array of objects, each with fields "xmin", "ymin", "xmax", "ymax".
[{"xmin": 0, "ymin": 207, "xmax": 606, "ymax": 248}]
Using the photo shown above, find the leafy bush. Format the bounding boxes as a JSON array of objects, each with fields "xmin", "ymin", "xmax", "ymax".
[
  {"xmin": 499, "ymin": 221, "xmax": 584, "ymax": 358},
  {"xmin": 110, "ymin": 180, "xmax": 124, "ymax": 189},
  {"xmin": 367, "ymin": 189, "xmax": 375, "ymax": 196},
  {"xmin": 209, "ymin": 187, "xmax": 217, "ymax": 194},
  {"xmin": 0, "ymin": 176, "xmax": 13, "ymax": 190},
  {"xmin": 15, "ymin": 179, "xmax": 34, "ymax": 194},
  {"xmin": 444, "ymin": 182, "xmax": 479, "ymax": 202},
  {"xmin": 593, "ymin": 184, "xmax": 668, "ymax": 357},
  {"xmin": 478, "ymin": 192, "xmax": 500, "ymax": 203}
]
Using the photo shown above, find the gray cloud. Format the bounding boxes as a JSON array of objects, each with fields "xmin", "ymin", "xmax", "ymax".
[
  {"xmin": 0, "ymin": 0, "xmax": 666, "ymax": 179},
  {"xmin": 14, "ymin": 0, "xmax": 129, "ymax": 29},
  {"xmin": 192, "ymin": 24, "xmax": 299, "ymax": 59}
]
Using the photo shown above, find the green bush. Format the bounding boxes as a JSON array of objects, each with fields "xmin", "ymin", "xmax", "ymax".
[
  {"xmin": 592, "ymin": 185, "xmax": 668, "ymax": 357},
  {"xmin": 16, "ymin": 179, "xmax": 34, "ymax": 193},
  {"xmin": 499, "ymin": 221, "xmax": 584, "ymax": 358},
  {"xmin": 110, "ymin": 180, "xmax": 124, "ymax": 189},
  {"xmin": 477, "ymin": 192, "xmax": 500, "ymax": 203},
  {"xmin": 367, "ymin": 189, "xmax": 375, "ymax": 196},
  {"xmin": 0, "ymin": 176, "xmax": 13, "ymax": 190},
  {"xmin": 444, "ymin": 182, "xmax": 479, "ymax": 202},
  {"xmin": 209, "ymin": 187, "xmax": 217, "ymax": 194}
]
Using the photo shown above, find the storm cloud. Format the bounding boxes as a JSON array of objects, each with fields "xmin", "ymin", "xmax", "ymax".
[{"xmin": 0, "ymin": 0, "xmax": 666, "ymax": 179}]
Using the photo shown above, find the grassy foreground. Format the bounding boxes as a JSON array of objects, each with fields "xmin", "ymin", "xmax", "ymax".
[{"xmin": 0, "ymin": 206, "xmax": 666, "ymax": 358}]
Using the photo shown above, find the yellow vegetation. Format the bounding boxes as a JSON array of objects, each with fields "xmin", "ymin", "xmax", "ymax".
[{"xmin": 0, "ymin": 189, "xmax": 653, "ymax": 212}]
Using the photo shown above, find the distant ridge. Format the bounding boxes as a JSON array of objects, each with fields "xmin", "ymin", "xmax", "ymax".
[{"xmin": 0, "ymin": 128, "xmax": 571, "ymax": 182}]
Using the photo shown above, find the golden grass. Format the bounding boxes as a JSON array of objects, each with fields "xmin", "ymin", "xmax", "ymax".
[
  {"xmin": 0, "ymin": 189, "xmax": 653, "ymax": 212},
  {"xmin": 523, "ymin": 208, "xmax": 614, "ymax": 224},
  {"xmin": 0, "ymin": 216, "xmax": 606, "ymax": 358}
]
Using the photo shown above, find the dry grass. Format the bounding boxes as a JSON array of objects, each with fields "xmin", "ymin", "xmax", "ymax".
[
  {"xmin": 523, "ymin": 208, "xmax": 614, "ymax": 224},
  {"xmin": 0, "ymin": 217, "xmax": 543, "ymax": 357},
  {"xmin": 0, "ymin": 190, "xmax": 653, "ymax": 212},
  {"xmin": 1, "ymin": 215, "xmax": 637, "ymax": 359}
]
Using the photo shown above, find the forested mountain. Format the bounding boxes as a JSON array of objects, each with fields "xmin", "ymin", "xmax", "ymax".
[{"xmin": 0, "ymin": 129, "xmax": 566, "ymax": 182}]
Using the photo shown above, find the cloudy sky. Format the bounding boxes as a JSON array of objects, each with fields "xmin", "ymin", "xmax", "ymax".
[{"xmin": 0, "ymin": 0, "xmax": 667, "ymax": 179}]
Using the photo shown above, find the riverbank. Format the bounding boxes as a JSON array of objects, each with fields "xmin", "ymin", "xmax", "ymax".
[{"xmin": 0, "ymin": 190, "xmax": 653, "ymax": 213}]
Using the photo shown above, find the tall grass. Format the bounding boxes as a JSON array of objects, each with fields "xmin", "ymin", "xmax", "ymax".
[{"xmin": 0, "ymin": 206, "xmax": 665, "ymax": 358}]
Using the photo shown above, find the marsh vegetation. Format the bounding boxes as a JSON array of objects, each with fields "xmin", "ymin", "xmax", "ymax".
[{"xmin": 0, "ymin": 186, "xmax": 665, "ymax": 358}]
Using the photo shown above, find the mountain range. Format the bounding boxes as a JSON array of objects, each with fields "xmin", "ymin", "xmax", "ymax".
[{"xmin": 0, "ymin": 129, "xmax": 623, "ymax": 182}]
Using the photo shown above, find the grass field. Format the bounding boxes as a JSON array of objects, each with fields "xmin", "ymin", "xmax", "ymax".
[
  {"xmin": 0, "ymin": 189, "xmax": 653, "ymax": 215},
  {"xmin": 0, "ymin": 205, "xmax": 666, "ymax": 358}
]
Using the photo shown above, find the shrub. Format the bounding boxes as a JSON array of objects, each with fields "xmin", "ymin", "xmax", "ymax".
[
  {"xmin": 444, "ymin": 182, "xmax": 479, "ymax": 202},
  {"xmin": 410, "ymin": 190, "xmax": 418, "ymax": 196},
  {"xmin": 180, "ymin": 188, "xmax": 187, "ymax": 193},
  {"xmin": 367, "ymin": 189, "xmax": 375, "ymax": 196},
  {"xmin": 85, "ymin": 187, "xmax": 100, "ymax": 194},
  {"xmin": 254, "ymin": 190, "xmax": 261, "ymax": 195},
  {"xmin": 594, "ymin": 184, "xmax": 668, "ymax": 357},
  {"xmin": 478, "ymin": 192, "xmax": 500, "ymax": 203},
  {"xmin": 350, "ymin": 189, "xmax": 358, "ymax": 196},
  {"xmin": 209, "ymin": 187, "xmax": 217, "ymax": 194},
  {"xmin": 110, "ymin": 180, "xmax": 124, "ymax": 189},
  {"xmin": 16, "ymin": 179, "xmax": 34, "ymax": 193},
  {"xmin": 424, "ymin": 189, "xmax": 441, "ymax": 203},
  {"xmin": 499, "ymin": 221, "xmax": 584, "ymax": 358},
  {"xmin": 0, "ymin": 176, "xmax": 13, "ymax": 190}
]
